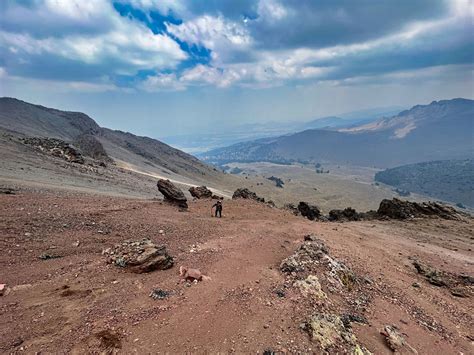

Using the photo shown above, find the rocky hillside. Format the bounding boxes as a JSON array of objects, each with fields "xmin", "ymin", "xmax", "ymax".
[
  {"xmin": 0, "ymin": 97, "xmax": 223, "ymax": 183},
  {"xmin": 201, "ymin": 98, "xmax": 473, "ymax": 168},
  {"xmin": 375, "ymin": 159, "xmax": 474, "ymax": 208}
]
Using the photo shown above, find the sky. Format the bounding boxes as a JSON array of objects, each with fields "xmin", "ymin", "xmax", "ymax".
[{"xmin": 0, "ymin": 0, "xmax": 473, "ymax": 137}]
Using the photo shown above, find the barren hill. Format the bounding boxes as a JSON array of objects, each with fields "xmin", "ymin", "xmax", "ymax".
[{"xmin": 0, "ymin": 97, "xmax": 241, "ymax": 197}]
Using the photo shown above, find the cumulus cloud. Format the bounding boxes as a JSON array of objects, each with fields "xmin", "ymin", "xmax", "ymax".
[
  {"xmin": 0, "ymin": 0, "xmax": 472, "ymax": 92},
  {"xmin": 0, "ymin": 0, "xmax": 186, "ymax": 87},
  {"xmin": 139, "ymin": 73, "xmax": 185, "ymax": 92}
]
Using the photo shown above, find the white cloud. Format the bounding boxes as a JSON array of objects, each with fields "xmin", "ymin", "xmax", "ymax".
[
  {"xmin": 180, "ymin": 65, "xmax": 241, "ymax": 88},
  {"xmin": 257, "ymin": 0, "xmax": 288, "ymax": 22},
  {"xmin": 0, "ymin": 0, "xmax": 187, "ymax": 73},
  {"xmin": 139, "ymin": 73, "xmax": 185, "ymax": 92},
  {"xmin": 166, "ymin": 15, "xmax": 252, "ymax": 65}
]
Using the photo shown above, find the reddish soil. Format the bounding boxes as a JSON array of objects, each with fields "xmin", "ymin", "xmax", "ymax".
[{"xmin": 0, "ymin": 188, "xmax": 472, "ymax": 354}]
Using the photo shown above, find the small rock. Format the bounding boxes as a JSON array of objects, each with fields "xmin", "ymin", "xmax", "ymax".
[
  {"xmin": 39, "ymin": 253, "xmax": 61, "ymax": 260},
  {"xmin": 0, "ymin": 284, "xmax": 6, "ymax": 296},
  {"xmin": 381, "ymin": 325, "xmax": 418, "ymax": 353}
]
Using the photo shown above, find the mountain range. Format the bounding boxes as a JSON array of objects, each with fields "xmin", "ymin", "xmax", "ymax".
[
  {"xmin": 0, "ymin": 97, "xmax": 226, "ymax": 187},
  {"xmin": 200, "ymin": 98, "xmax": 473, "ymax": 169},
  {"xmin": 161, "ymin": 106, "xmax": 404, "ymax": 154}
]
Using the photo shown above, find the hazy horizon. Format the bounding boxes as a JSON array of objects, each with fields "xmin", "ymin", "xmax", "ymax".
[{"xmin": 1, "ymin": 0, "xmax": 473, "ymax": 137}]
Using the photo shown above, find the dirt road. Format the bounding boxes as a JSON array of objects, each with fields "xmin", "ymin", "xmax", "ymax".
[{"xmin": 0, "ymin": 188, "xmax": 472, "ymax": 353}]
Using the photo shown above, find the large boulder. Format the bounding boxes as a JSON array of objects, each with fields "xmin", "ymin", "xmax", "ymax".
[
  {"xmin": 377, "ymin": 198, "xmax": 463, "ymax": 220},
  {"xmin": 232, "ymin": 188, "xmax": 265, "ymax": 203},
  {"xmin": 189, "ymin": 186, "xmax": 213, "ymax": 199},
  {"xmin": 157, "ymin": 179, "xmax": 188, "ymax": 208},
  {"xmin": 103, "ymin": 239, "xmax": 173, "ymax": 273},
  {"xmin": 298, "ymin": 202, "xmax": 321, "ymax": 221},
  {"xmin": 328, "ymin": 207, "xmax": 362, "ymax": 222}
]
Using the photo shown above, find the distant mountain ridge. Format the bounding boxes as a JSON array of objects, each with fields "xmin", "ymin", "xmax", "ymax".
[
  {"xmin": 200, "ymin": 98, "xmax": 473, "ymax": 168},
  {"xmin": 0, "ymin": 97, "xmax": 222, "ymax": 182},
  {"xmin": 162, "ymin": 106, "xmax": 403, "ymax": 154}
]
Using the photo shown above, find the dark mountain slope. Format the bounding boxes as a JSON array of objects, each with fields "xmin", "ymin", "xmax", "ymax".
[{"xmin": 202, "ymin": 99, "xmax": 473, "ymax": 168}]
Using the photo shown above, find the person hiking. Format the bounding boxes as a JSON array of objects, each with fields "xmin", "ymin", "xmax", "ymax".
[{"xmin": 212, "ymin": 200, "xmax": 223, "ymax": 218}]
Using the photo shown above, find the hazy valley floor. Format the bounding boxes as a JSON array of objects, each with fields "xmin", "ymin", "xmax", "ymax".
[{"xmin": 1, "ymin": 188, "xmax": 472, "ymax": 354}]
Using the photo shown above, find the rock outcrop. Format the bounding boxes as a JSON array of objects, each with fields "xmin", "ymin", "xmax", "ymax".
[
  {"xmin": 189, "ymin": 186, "xmax": 213, "ymax": 199},
  {"xmin": 377, "ymin": 198, "xmax": 463, "ymax": 220},
  {"xmin": 103, "ymin": 239, "xmax": 173, "ymax": 273},
  {"xmin": 298, "ymin": 202, "xmax": 321, "ymax": 221},
  {"xmin": 232, "ymin": 188, "xmax": 265, "ymax": 202},
  {"xmin": 157, "ymin": 179, "xmax": 188, "ymax": 208},
  {"xmin": 22, "ymin": 137, "xmax": 84, "ymax": 164}
]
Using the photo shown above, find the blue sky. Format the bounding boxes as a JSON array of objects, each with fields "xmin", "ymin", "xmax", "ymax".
[{"xmin": 0, "ymin": 0, "xmax": 473, "ymax": 137}]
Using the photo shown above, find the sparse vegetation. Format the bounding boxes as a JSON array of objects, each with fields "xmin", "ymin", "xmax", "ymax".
[{"xmin": 375, "ymin": 159, "xmax": 474, "ymax": 207}]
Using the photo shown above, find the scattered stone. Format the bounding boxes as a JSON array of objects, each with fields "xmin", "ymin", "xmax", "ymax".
[
  {"xmin": 95, "ymin": 330, "xmax": 122, "ymax": 351},
  {"xmin": 412, "ymin": 260, "xmax": 447, "ymax": 287},
  {"xmin": 412, "ymin": 282, "xmax": 420, "ymax": 288},
  {"xmin": 294, "ymin": 275, "xmax": 327, "ymax": 299},
  {"xmin": 0, "ymin": 187, "xmax": 16, "ymax": 194},
  {"xmin": 39, "ymin": 253, "xmax": 61, "ymax": 260},
  {"xmin": 189, "ymin": 186, "xmax": 213, "ymax": 199},
  {"xmin": 72, "ymin": 240, "xmax": 80, "ymax": 247},
  {"xmin": 157, "ymin": 179, "xmax": 188, "ymax": 209},
  {"xmin": 450, "ymin": 287, "xmax": 469, "ymax": 298},
  {"xmin": 266, "ymin": 200, "xmax": 276, "ymax": 208},
  {"xmin": 149, "ymin": 288, "xmax": 171, "ymax": 300},
  {"xmin": 103, "ymin": 239, "xmax": 173, "ymax": 273},
  {"xmin": 381, "ymin": 325, "xmax": 418, "ymax": 353},
  {"xmin": 304, "ymin": 234, "xmax": 319, "ymax": 242},
  {"xmin": 274, "ymin": 289, "xmax": 286, "ymax": 298},
  {"xmin": 340, "ymin": 314, "xmax": 368, "ymax": 329},
  {"xmin": 284, "ymin": 203, "xmax": 300, "ymax": 216},
  {"xmin": 304, "ymin": 313, "xmax": 370, "ymax": 353},
  {"xmin": 232, "ymin": 188, "xmax": 265, "ymax": 202},
  {"xmin": 297, "ymin": 202, "xmax": 321, "ymax": 221},
  {"xmin": 179, "ymin": 266, "xmax": 210, "ymax": 282}
]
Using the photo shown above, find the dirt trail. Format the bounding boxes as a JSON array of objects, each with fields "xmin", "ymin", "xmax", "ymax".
[{"xmin": 0, "ymin": 189, "xmax": 472, "ymax": 354}]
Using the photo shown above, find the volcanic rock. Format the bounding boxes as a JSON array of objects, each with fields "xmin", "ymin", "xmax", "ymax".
[
  {"xmin": 103, "ymin": 239, "xmax": 173, "ymax": 273},
  {"xmin": 157, "ymin": 179, "xmax": 188, "ymax": 208},
  {"xmin": 232, "ymin": 188, "xmax": 265, "ymax": 202},
  {"xmin": 298, "ymin": 202, "xmax": 321, "ymax": 221},
  {"xmin": 377, "ymin": 198, "xmax": 463, "ymax": 220},
  {"xmin": 328, "ymin": 207, "xmax": 363, "ymax": 222},
  {"xmin": 189, "ymin": 186, "xmax": 213, "ymax": 199}
]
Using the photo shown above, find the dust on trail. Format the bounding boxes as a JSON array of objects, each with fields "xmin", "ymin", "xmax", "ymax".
[{"xmin": 0, "ymin": 189, "xmax": 472, "ymax": 354}]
